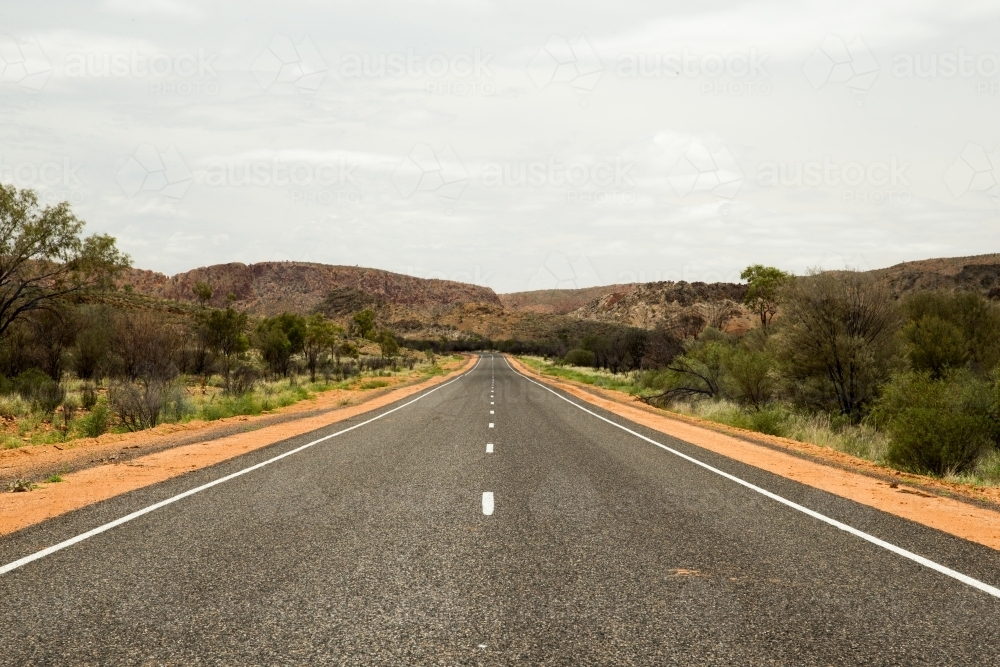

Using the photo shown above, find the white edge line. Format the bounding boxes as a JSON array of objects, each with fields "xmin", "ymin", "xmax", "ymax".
[
  {"xmin": 0, "ymin": 355, "xmax": 484, "ymax": 577},
  {"xmin": 503, "ymin": 356, "xmax": 1000, "ymax": 600}
]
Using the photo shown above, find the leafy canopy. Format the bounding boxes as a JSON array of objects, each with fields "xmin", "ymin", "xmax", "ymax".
[
  {"xmin": 0, "ymin": 185, "xmax": 130, "ymax": 339},
  {"xmin": 740, "ymin": 264, "xmax": 791, "ymax": 330}
]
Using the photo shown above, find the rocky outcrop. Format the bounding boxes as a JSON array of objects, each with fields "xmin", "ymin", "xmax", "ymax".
[
  {"xmin": 120, "ymin": 262, "xmax": 501, "ymax": 318},
  {"xmin": 500, "ymin": 284, "xmax": 638, "ymax": 314},
  {"xmin": 870, "ymin": 254, "xmax": 1000, "ymax": 298},
  {"xmin": 568, "ymin": 281, "xmax": 753, "ymax": 332}
]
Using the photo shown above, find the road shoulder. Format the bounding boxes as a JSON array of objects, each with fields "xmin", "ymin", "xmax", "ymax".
[
  {"xmin": 0, "ymin": 356, "xmax": 476, "ymax": 536},
  {"xmin": 507, "ymin": 355, "xmax": 1000, "ymax": 552}
]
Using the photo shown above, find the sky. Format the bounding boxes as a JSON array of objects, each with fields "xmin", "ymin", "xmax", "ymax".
[{"xmin": 1, "ymin": 0, "xmax": 999, "ymax": 293}]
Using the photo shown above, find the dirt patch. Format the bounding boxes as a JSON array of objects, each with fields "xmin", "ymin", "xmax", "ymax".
[
  {"xmin": 0, "ymin": 357, "xmax": 475, "ymax": 537},
  {"xmin": 507, "ymin": 356, "xmax": 1000, "ymax": 553}
]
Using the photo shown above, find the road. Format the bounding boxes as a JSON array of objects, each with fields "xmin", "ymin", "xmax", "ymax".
[{"xmin": 2, "ymin": 354, "xmax": 1000, "ymax": 665}]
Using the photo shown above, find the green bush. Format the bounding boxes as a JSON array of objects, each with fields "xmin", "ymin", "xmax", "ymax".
[
  {"xmin": 564, "ymin": 349, "xmax": 596, "ymax": 367},
  {"xmin": 360, "ymin": 379, "xmax": 389, "ymax": 389},
  {"xmin": 748, "ymin": 405, "xmax": 787, "ymax": 436},
  {"xmin": 873, "ymin": 370, "xmax": 996, "ymax": 475},
  {"xmin": 903, "ymin": 315, "xmax": 967, "ymax": 378},
  {"xmin": 80, "ymin": 401, "xmax": 111, "ymax": 437},
  {"xmin": 725, "ymin": 348, "xmax": 776, "ymax": 409},
  {"xmin": 199, "ymin": 393, "xmax": 262, "ymax": 421},
  {"xmin": 13, "ymin": 369, "xmax": 51, "ymax": 400}
]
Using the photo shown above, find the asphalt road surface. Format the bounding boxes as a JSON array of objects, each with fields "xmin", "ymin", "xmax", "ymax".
[{"xmin": 2, "ymin": 354, "xmax": 1000, "ymax": 665}]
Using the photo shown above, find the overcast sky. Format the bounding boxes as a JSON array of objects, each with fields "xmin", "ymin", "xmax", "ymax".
[{"xmin": 1, "ymin": 0, "xmax": 999, "ymax": 292}]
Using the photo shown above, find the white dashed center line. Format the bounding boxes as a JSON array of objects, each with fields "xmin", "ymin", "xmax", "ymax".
[
  {"xmin": 482, "ymin": 492, "xmax": 494, "ymax": 515},
  {"xmin": 489, "ymin": 423, "xmax": 494, "ymax": 428},
  {"xmin": 490, "ymin": 410, "xmax": 494, "ymax": 414},
  {"xmin": 486, "ymin": 443, "xmax": 493, "ymax": 453}
]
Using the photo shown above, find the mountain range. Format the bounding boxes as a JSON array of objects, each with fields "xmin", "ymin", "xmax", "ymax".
[{"xmin": 120, "ymin": 254, "xmax": 1000, "ymax": 340}]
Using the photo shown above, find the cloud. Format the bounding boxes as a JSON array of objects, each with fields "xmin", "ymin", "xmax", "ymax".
[{"xmin": 101, "ymin": 0, "xmax": 205, "ymax": 21}]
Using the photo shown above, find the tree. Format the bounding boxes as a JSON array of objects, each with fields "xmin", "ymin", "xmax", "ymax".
[
  {"xmin": 336, "ymin": 341, "xmax": 359, "ymax": 362},
  {"xmin": 741, "ymin": 264, "xmax": 792, "ymax": 331},
  {"xmin": 255, "ymin": 320, "xmax": 292, "ymax": 377},
  {"xmin": 352, "ymin": 308, "xmax": 377, "ymax": 340},
  {"xmin": 110, "ymin": 311, "xmax": 180, "ymax": 382},
  {"xmin": 303, "ymin": 313, "xmax": 341, "ymax": 381},
  {"xmin": 641, "ymin": 323, "xmax": 684, "ymax": 369},
  {"xmin": 0, "ymin": 185, "xmax": 130, "ymax": 341},
  {"xmin": 903, "ymin": 315, "xmax": 967, "ymax": 379},
  {"xmin": 376, "ymin": 328, "xmax": 399, "ymax": 359},
  {"xmin": 902, "ymin": 290, "xmax": 1000, "ymax": 376},
  {"xmin": 642, "ymin": 329, "xmax": 732, "ymax": 405},
  {"xmin": 775, "ymin": 270, "xmax": 901, "ymax": 422},
  {"xmin": 73, "ymin": 306, "xmax": 112, "ymax": 380},
  {"xmin": 203, "ymin": 306, "xmax": 248, "ymax": 391},
  {"xmin": 254, "ymin": 313, "xmax": 306, "ymax": 377},
  {"xmin": 725, "ymin": 347, "xmax": 775, "ymax": 410},
  {"xmin": 192, "ymin": 281, "xmax": 213, "ymax": 306},
  {"xmin": 29, "ymin": 307, "xmax": 79, "ymax": 381}
]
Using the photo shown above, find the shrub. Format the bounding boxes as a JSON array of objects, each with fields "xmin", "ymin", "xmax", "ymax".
[
  {"xmin": 80, "ymin": 401, "xmax": 111, "ymax": 437},
  {"xmin": 61, "ymin": 397, "xmax": 78, "ymax": 434},
  {"xmin": 873, "ymin": 370, "xmax": 996, "ymax": 475},
  {"xmin": 564, "ymin": 349, "xmax": 596, "ymax": 367},
  {"xmin": 161, "ymin": 384, "xmax": 194, "ymax": 422},
  {"xmin": 360, "ymin": 379, "xmax": 389, "ymax": 390},
  {"xmin": 228, "ymin": 364, "xmax": 259, "ymax": 396},
  {"xmin": 109, "ymin": 381, "xmax": 165, "ymax": 432},
  {"xmin": 7, "ymin": 478, "xmax": 34, "ymax": 492},
  {"xmin": 0, "ymin": 394, "xmax": 31, "ymax": 419},
  {"xmin": 725, "ymin": 348, "xmax": 775, "ymax": 409},
  {"xmin": 903, "ymin": 315, "xmax": 967, "ymax": 378},
  {"xmin": 13, "ymin": 369, "xmax": 51, "ymax": 400},
  {"xmin": 748, "ymin": 405, "xmax": 787, "ymax": 436},
  {"xmin": 80, "ymin": 383, "xmax": 98, "ymax": 410},
  {"xmin": 32, "ymin": 381, "xmax": 65, "ymax": 415}
]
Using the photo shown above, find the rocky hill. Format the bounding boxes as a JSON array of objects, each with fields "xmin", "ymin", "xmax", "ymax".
[
  {"xmin": 500, "ymin": 284, "xmax": 637, "ymax": 315},
  {"xmin": 567, "ymin": 281, "xmax": 753, "ymax": 333},
  {"xmin": 121, "ymin": 262, "xmax": 501, "ymax": 320},
  {"xmin": 870, "ymin": 254, "xmax": 1000, "ymax": 298},
  {"xmin": 118, "ymin": 253, "xmax": 1000, "ymax": 341}
]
